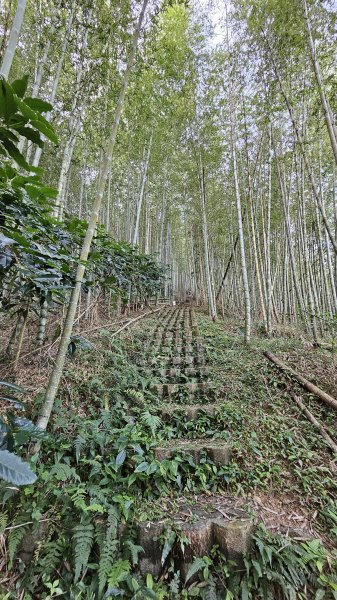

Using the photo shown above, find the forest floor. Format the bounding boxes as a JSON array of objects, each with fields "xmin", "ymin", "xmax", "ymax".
[{"xmin": 1, "ymin": 305, "xmax": 337, "ymax": 597}]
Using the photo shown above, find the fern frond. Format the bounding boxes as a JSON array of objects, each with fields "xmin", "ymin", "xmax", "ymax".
[
  {"xmin": 185, "ymin": 557, "xmax": 207, "ymax": 583},
  {"xmin": 201, "ymin": 576, "xmax": 218, "ymax": 600},
  {"xmin": 73, "ymin": 520, "xmax": 94, "ymax": 582},
  {"xmin": 74, "ymin": 433, "xmax": 87, "ymax": 463},
  {"xmin": 98, "ymin": 533, "xmax": 118, "ymax": 593},
  {"xmin": 87, "ymin": 483, "xmax": 110, "ymax": 503},
  {"xmin": 141, "ymin": 411, "xmax": 162, "ymax": 436},
  {"xmin": 70, "ymin": 485, "xmax": 87, "ymax": 510},
  {"xmin": 97, "ymin": 507, "xmax": 120, "ymax": 592},
  {"xmin": 36, "ymin": 538, "xmax": 64, "ymax": 576},
  {"xmin": 107, "ymin": 559, "xmax": 131, "ymax": 587},
  {"xmin": 50, "ymin": 462, "xmax": 79, "ymax": 482},
  {"xmin": 126, "ymin": 388, "xmax": 145, "ymax": 405},
  {"xmin": 0, "ymin": 511, "xmax": 8, "ymax": 534},
  {"xmin": 124, "ymin": 539, "xmax": 144, "ymax": 566},
  {"xmin": 8, "ymin": 525, "xmax": 27, "ymax": 568}
]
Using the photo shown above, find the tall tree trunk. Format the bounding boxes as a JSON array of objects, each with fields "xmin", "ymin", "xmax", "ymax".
[
  {"xmin": 266, "ymin": 127, "xmax": 273, "ymax": 336},
  {"xmin": 23, "ymin": 21, "xmax": 56, "ymax": 157},
  {"xmin": 0, "ymin": 0, "xmax": 14, "ymax": 66},
  {"xmin": 198, "ymin": 158, "xmax": 217, "ymax": 320},
  {"xmin": 265, "ymin": 34, "xmax": 337, "ymax": 254},
  {"xmin": 32, "ymin": 1, "xmax": 75, "ymax": 167},
  {"xmin": 132, "ymin": 132, "xmax": 153, "ymax": 246},
  {"xmin": 303, "ymin": 0, "xmax": 337, "ymax": 166},
  {"xmin": 0, "ymin": 0, "xmax": 27, "ymax": 78},
  {"xmin": 36, "ymin": 0, "xmax": 149, "ymax": 431},
  {"xmin": 230, "ymin": 115, "xmax": 251, "ymax": 342}
]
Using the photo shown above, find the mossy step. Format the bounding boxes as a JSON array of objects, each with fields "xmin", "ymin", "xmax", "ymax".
[
  {"xmin": 171, "ymin": 355, "xmax": 206, "ymax": 366},
  {"xmin": 161, "ymin": 403, "xmax": 217, "ymax": 420},
  {"xmin": 154, "ymin": 438, "xmax": 231, "ymax": 466},
  {"xmin": 149, "ymin": 355, "xmax": 204, "ymax": 367},
  {"xmin": 138, "ymin": 495, "xmax": 252, "ymax": 578},
  {"xmin": 160, "ymin": 344, "xmax": 194, "ymax": 354},
  {"xmin": 154, "ymin": 382, "xmax": 212, "ymax": 398},
  {"xmin": 157, "ymin": 366, "xmax": 210, "ymax": 378}
]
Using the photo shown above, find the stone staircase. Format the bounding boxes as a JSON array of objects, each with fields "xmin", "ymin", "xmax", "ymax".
[{"xmin": 132, "ymin": 307, "xmax": 254, "ymax": 577}]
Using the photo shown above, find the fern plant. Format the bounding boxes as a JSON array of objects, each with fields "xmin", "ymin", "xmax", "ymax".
[
  {"xmin": 98, "ymin": 508, "xmax": 119, "ymax": 594},
  {"xmin": 73, "ymin": 518, "xmax": 95, "ymax": 582},
  {"xmin": 140, "ymin": 411, "xmax": 162, "ymax": 437}
]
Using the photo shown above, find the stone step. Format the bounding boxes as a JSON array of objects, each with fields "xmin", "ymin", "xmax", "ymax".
[
  {"xmin": 160, "ymin": 344, "xmax": 195, "ymax": 354},
  {"xmin": 161, "ymin": 403, "xmax": 217, "ymax": 421},
  {"xmin": 171, "ymin": 355, "xmax": 206, "ymax": 366},
  {"xmin": 156, "ymin": 366, "xmax": 210, "ymax": 378},
  {"xmin": 149, "ymin": 355, "xmax": 205, "ymax": 367},
  {"xmin": 137, "ymin": 495, "xmax": 252, "ymax": 578},
  {"xmin": 154, "ymin": 382, "xmax": 212, "ymax": 399},
  {"xmin": 154, "ymin": 332, "xmax": 200, "ymax": 342},
  {"xmin": 154, "ymin": 438, "xmax": 231, "ymax": 466}
]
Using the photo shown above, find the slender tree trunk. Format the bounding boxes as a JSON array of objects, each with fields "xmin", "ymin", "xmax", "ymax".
[
  {"xmin": 0, "ymin": 0, "xmax": 27, "ymax": 78},
  {"xmin": 36, "ymin": 0, "xmax": 149, "ymax": 431},
  {"xmin": 23, "ymin": 21, "xmax": 56, "ymax": 158},
  {"xmin": 13, "ymin": 303, "xmax": 29, "ymax": 370},
  {"xmin": 198, "ymin": 158, "xmax": 217, "ymax": 320},
  {"xmin": 54, "ymin": 119, "xmax": 81, "ymax": 219},
  {"xmin": 265, "ymin": 35, "xmax": 337, "ymax": 254},
  {"xmin": 132, "ymin": 132, "xmax": 153, "ymax": 246},
  {"xmin": 303, "ymin": 0, "xmax": 337, "ymax": 166},
  {"xmin": 7, "ymin": 310, "xmax": 25, "ymax": 358},
  {"xmin": 0, "ymin": 0, "xmax": 14, "ymax": 65},
  {"xmin": 32, "ymin": 1, "xmax": 75, "ymax": 167},
  {"xmin": 274, "ymin": 140, "xmax": 308, "ymax": 330},
  {"xmin": 266, "ymin": 128, "xmax": 273, "ymax": 336},
  {"xmin": 230, "ymin": 115, "xmax": 251, "ymax": 342},
  {"xmin": 37, "ymin": 296, "xmax": 49, "ymax": 346}
]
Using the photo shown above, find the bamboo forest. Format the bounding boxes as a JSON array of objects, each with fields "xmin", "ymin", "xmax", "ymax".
[{"xmin": 1, "ymin": 0, "xmax": 337, "ymax": 597}]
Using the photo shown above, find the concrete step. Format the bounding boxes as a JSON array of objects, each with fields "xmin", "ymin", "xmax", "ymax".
[
  {"xmin": 137, "ymin": 495, "xmax": 252, "ymax": 578},
  {"xmin": 154, "ymin": 381, "xmax": 212, "ymax": 399},
  {"xmin": 161, "ymin": 403, "xmax": 217, "ymax": 421},
  {"xmin": 154, "ymin": 438, "xmax": 231, "ymax": 466},
  {"xmin": 156, "ymin": 366, "xmax": 210, "ymax": 378}
]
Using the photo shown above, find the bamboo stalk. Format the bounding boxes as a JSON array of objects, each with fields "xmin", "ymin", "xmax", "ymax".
[
  {"xmin": 290, "ymin": 393, "xmax": 337, "ymax": 454},
  {"xmin": 264, "ymin": 351, "xmax": 337, "ymax": 411},
  {"xmin": 110, "ymin": 306, "xmax": 166, "ymax": 339}
]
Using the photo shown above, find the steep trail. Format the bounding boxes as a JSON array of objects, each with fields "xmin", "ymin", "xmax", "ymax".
[
  {"xmin": 128, "ymin": 306, "xmax": 254, "ymax": 577},
  {"xmin": 121, "ymin": 304, "xmax": 337, "ymax": 576}
]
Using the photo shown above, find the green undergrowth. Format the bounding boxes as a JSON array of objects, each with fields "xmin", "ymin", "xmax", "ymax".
[
  {"xmin": 1, "ymin": 312, "xmax": 336, "ymax": 598},
  {"xmin": 197, "ymin": 314, "xmax": 337, "ymax": 532}
]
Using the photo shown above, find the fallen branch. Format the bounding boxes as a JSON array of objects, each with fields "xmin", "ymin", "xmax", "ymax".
[
  {"xmin": 264, "ymin": 351, "xmax": 337, "ymax": 411},
  {"xmin": 79, "ymin": 318, "xmax": 123, "ymax": 335},
  {"xmin": 290, "ymin": 393, "xmax": 337, "ymax": 454},
  {"xmin": 110, "ymin": 306, "xmax": 166, "ymax": 338}
]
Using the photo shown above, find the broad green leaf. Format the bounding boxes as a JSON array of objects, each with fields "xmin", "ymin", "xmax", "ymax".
[
  {"xmin": 39, "ymin": 186, "xmax": 58, "ymax": 198},
  {"xmin": 0, "ymin": 126, "xmax": 19, "ymax": 142},
  {"xmin": 24, "ymin": 97, "xmax": 53, "ymax": 113},
  {"xmin": 11, "ymin": 417, "xmax": 48, "ymax": 440},
  {"xmin": 31, "ymin": 118, "xmax": 58, "ymax": 144},
  {"xmin": 0, "ymin": 450, "xmax": 37, "ymax": 485},
  {"xmin": 0, "ymin": 79, "xmax": 17, "ymax": 120},
  {"xmin": 116, "ymin": 449, "xmax": 127, "ymax": 466},
  {"xmin": 134, "ymin": 461, "xmax": 148, "ymax": 473},
  {"xmin": 0, "ymin": 381, "xmax": 25, "ymax": 393},
  {"xmin": 0, "ymin": 396, "xmax": 26, "ymax": 410},
  {"xmin": 11, "ymin": 125, "xmax": 43, "ymax": 147},
  {"xmin": 185, "ymin": 557, "xmax": 206, "ymax": 583},
  {"xmin": 1, "ymin": 137, "xmax": 41, "ymax": 172},
  {"xmin": 11, "ymin": 76, "xmax": 29, "ymax": 98},
  {"xmin": 161, "ymin": 529, "xmax": 176, "ymax": 565}
]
